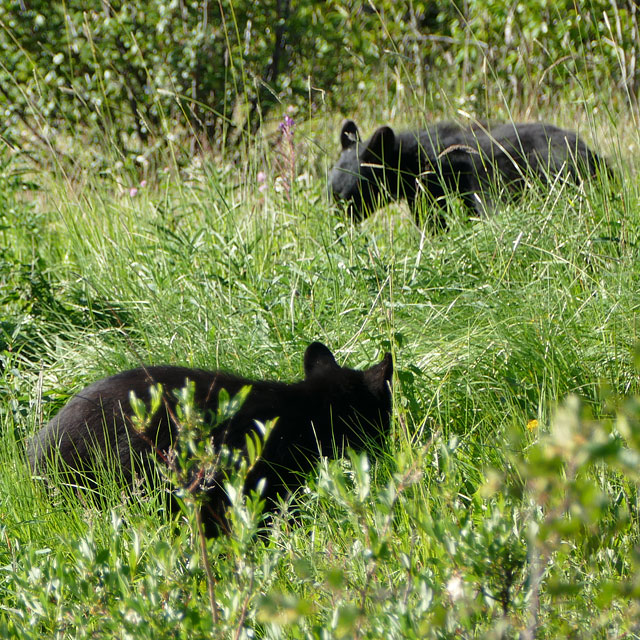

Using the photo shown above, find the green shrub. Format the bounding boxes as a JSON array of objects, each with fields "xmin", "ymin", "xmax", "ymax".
[{"xmin": 1, "ymin": 0, "xmax": 637, "ymax": 160}]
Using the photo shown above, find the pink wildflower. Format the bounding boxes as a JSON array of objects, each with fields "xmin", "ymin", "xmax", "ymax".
[{"xmin": 257, "ymin": 170, "xmax": 267, "ymax": 193}]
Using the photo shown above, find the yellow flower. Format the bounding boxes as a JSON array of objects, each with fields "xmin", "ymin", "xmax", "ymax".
[{"xmin": 527, "ymin": 419, "xmax": 539, "ymax": 431}]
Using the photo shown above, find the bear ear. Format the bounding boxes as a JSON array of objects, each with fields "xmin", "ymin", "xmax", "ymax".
[
  {"xmin": 362, "ymin": 126, "xmax": 396, "ymax": 164},
  {"xmin": 364, "ymin": 352, "xmax": 393, "ymax": 394},
  {"xmin": 340, "ymin": 120, "xmax": 360, "ymax": 150},
  {"xmin": 304, "ymin": 342, "xmax": 339, "ymax": 378}
]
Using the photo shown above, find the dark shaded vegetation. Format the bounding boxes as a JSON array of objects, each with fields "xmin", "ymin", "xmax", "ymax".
[{"xmin": 1, "ymin": 0, "xmax": 638, "ymax": 162}]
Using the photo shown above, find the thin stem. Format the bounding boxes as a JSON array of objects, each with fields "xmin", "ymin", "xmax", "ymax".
[{"xmin": 196, "ymin": 506, "xmax": 219, "ymax": 625}]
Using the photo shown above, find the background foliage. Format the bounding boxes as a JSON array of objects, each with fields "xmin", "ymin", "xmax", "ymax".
[{"xmin": 1, "ymin": 0, "xmax": 639, "ymax": 160}]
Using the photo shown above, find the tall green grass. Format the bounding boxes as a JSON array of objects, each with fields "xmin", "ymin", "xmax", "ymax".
[
  {"xmin": 1, "ymin": 114, "xmax": 639, "ymax": 635},
  {"xmin": 2, "ymin": 2, "xmax": 640, "ymax": 636}
]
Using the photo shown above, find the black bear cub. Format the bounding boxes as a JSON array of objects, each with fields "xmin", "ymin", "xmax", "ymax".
[
  {"xmin": 28, "ymin": 342, "xmax": 393, "ymax": 535},
  {"xmin": 329, "ymin": 119, "xmax": 609, "ymax": 227}
]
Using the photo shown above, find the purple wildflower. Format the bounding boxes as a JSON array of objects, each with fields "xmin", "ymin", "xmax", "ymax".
[{"xmin": 279, "ymin": 115, "xmax": 295, "ymax": 134}]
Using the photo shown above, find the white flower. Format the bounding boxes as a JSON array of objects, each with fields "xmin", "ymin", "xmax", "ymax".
[{"xmin": 446, "ymin": 573, "xmax": 463, "ymax": 601}]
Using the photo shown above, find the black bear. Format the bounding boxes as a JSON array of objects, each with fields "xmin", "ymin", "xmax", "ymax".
[
  {"xmin": 27, "ymin": 342, "xmax": 393, "ymax": 535},
  {"xmin": 329, "ymin": 119, "xmax": 609, "ymax": 227}
]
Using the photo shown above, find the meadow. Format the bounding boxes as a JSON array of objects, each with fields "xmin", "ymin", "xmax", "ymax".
[{"xmin": 2, "ymin": 1, "xmax": 640, "ymax": 637}]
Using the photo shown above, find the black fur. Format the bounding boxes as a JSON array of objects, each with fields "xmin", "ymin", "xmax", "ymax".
[
  {"xmin": 27, "ymin": 343, "xmax": 393, "ymax": 535},
  {"xmin": 329, "ymin": 119, "xmax": 609, "ymax": 226}
]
